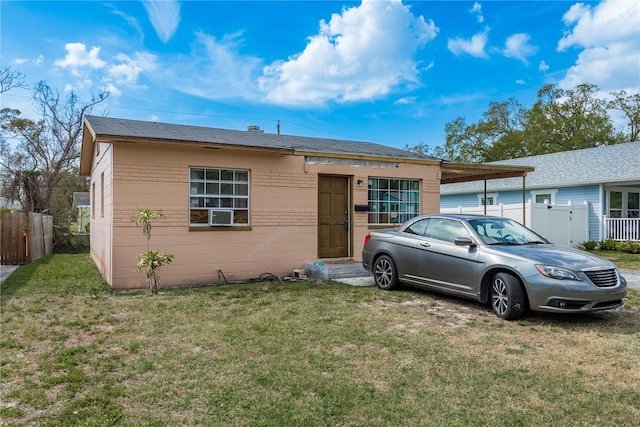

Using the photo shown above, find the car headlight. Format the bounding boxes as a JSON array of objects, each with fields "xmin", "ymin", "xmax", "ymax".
[{"xmin": 535, "ymin": 265, "xmax": 582, "ymax": 281}]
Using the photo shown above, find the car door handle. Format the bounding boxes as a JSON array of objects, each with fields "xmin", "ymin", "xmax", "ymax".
[{"xmin": 419, "ymin": 241, "xmax": 430, "ymax": 248}]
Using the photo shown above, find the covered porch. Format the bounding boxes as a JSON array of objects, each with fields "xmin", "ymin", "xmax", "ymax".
[{"xmin": 603, "ymin": 217, "xmax": 640, "ymax": 242}]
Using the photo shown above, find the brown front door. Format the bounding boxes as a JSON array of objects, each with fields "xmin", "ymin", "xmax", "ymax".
[{"xmin": 318, "ymin": 175, "xmax": 349, "ymax": 258}]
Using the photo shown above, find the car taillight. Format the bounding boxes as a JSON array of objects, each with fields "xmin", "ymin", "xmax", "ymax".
[{"xmin": 364, "ymin": 234, "xmax": 371, "ymax": 245}]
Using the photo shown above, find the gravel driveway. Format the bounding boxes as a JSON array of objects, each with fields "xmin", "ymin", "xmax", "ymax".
[{"xmin": 621, "ymin": 269, "xmax": 640, "ymax": 289}]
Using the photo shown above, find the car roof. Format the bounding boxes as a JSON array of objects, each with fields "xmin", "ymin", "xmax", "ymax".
[{"xmin": 413, "ymin": 213, "xmax": 508, "ymax": 222}]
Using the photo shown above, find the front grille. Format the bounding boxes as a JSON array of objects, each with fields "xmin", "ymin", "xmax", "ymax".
[{"xmin": 584, "ymin": 269, "xmax": 618, "ymax": 287}]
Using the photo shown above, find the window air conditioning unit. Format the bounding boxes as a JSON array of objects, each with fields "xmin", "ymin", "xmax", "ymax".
[{"xmin": 208, "ymin": 209, "xmax": 234, "ymax": 226}]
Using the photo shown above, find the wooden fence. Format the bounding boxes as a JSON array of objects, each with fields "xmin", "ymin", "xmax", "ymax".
[{"xmin": 1, "ymin": 212, "xmax": 53, "ymax": 265}]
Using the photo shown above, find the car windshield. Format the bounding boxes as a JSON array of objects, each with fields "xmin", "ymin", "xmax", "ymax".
[{"xmin": 468, "ymin": 218, "xmax": 548, "ymax": 245}]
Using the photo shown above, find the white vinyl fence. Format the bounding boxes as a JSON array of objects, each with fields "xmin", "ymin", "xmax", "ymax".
[{"xmin": 442, "ymin": 200, "xmax": 589, "ymax": 247}]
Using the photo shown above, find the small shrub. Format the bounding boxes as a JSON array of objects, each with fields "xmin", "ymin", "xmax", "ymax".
[
  {"xmin": 618, "ymin": 241, "xmax": 640, "ymax": 254},
  {"xmin": 599, "ymin": 239, "xmax": 618, "ymax": 251},
  {"xmin": 131, "ymin": 208, "xmax": 174, "ymax": 294},
  {"xmin": 580, "ymin": 240, "xmax": 598, "ymax": 251}
]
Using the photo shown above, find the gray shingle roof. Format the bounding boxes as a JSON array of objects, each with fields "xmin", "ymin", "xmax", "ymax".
[
  {"xmin": 84, "ymin": 115, "xmax": 434, "ymax": 161},
  {"xmin": 441, "ymin": 142, "xmax": 640, "ymax": 194},
  {"xmin": 73, "ymin": 192, "xmax": 90, "ymax": 207}
]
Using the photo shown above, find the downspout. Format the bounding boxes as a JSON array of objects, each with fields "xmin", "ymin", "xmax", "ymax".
[
  {"xmin": 522, "ymin": 175, "xmax": 526, "ymax": 225},
  {"xmin": 484, "ymin": 180, "xmax": 487, "ymax": 215},
  {"xmin": 599, "ymin": 184, "xmax": 604, "ymax": 241}
]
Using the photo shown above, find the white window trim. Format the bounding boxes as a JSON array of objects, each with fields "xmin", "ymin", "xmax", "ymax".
[
  {"xmin": 531, "ymin": 189, "xmax": 557, "ymax": 205},
  {"xmin": 477, "ymin": 193, "xmax": 498, "ymax": 206},
  {"xmin": 189, "ymin": 167, "xmax": 250, "ymax": 227},
  {"xmin": 606, "ymin": 187, "xmax": 640, "ymax": 218},
  {"xmin": 367, "ymin": 177, "xmax": 421, "ymax": 225}
]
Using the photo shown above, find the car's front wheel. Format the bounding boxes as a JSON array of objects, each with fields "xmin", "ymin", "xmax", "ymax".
[
  {"xmin": 490, "ymin": 272, "xmax": 525, "ymax": 320},
  {"xmin": 373, "ymin": 255, "xmax": 398, "ymax": 290}
]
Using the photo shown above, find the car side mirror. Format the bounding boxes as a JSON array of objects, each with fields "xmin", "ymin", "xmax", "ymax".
[{"xmin": 454, "ymin": 237, "xmax": 475, "ymax": 247}]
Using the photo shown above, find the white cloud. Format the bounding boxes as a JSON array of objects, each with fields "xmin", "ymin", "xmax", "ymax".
[
  {"xmin": 258, "ymin": 0, "xmax": 438, "ymax": 106},
  {"xmin": 394, "ymin": 96, "xmax": 416, "ymax": 105},
  {"xmin": 538, "ymin": 60, "xmax": 549, "ymax": 72},
  {"xmin": 156, "ymin": 31, "xmax": 263, "ymax": 100},
  {"xmin": 107, "ymin": 52, "xmax": 157, "ymax": 85},
  {"xmin": 12, "ymin": 58, "xmax": 29, "ymax": 65},
  {"xmin": 502, "ymin": 33, "xmax": 537, "ymax": 64},
  {"xmin": 105, "ymin": 82, "xmax": 122, "ymax": 97},
  {"xmin": 470, "ymin": 2, "xmax": 484, "ymax": 23},
  {"xmin": 515, "ymin": 79, "xmax": 526, "ymax": 85},
  {"xmin": 448, "ymin": 28, "xmax": 489, "ymax": 58},
  {"xmin": 142, "ymin": 0, "xmax": 181, "ymax": 43},
  {"xmin": 54, "ymin": 43, "xmax": 106, "ymax": 76},
  {"xmin": 557, "ymin": 0, "xmax": 640, "ymax": 91}
]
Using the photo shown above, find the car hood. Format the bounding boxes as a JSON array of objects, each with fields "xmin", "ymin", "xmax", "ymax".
[{"xmin": 488, "ymin": 244, "xmax": 616, "ymax": 271}]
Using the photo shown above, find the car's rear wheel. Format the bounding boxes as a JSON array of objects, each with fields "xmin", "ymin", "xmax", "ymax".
[
  {"xmin": 373, "ymin": 255, "xmax": 398, "ymax": 290},
  {"xmin": 490, "ymin": 272, "xmax": 525, "ymax": 320}
]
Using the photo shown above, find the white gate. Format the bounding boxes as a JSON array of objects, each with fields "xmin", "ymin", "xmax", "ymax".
[{"xmin": 442, "ymin": 200, "xmax": 589, "ymax": 247}]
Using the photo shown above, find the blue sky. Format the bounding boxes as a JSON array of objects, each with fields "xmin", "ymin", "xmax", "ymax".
[{"xmin": 2, "ymin": 0, "xmax": 639, "ymax": 150}]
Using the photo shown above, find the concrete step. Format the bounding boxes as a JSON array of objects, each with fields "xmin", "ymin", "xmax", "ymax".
[{"xmin": 304, "ymin": 261, "xmax": 371, "ymax": 281}]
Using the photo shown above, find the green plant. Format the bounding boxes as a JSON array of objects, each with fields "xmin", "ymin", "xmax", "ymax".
[
  {"xmin": 618, "ymin": 240, "xmax": 640, "ymax": 254},
  {"xmin": 131, "ymin": 209, "xmax": 174, "ymax": 294},
  {"xmin": 580, "ymin": 240, "xmax": 598, "ymax": 251},
  {"xmin": 136, "ymin": 250, "xmax": 174, "ymax": 293},
  {"xmin": 599, "ymin": 238, "xmax": 618, "ymax": 251}
]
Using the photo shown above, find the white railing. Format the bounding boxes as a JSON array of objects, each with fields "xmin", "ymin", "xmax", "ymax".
[{"xmin": 603, "ymin": 217, "xmax": 640, "ymax": 241}]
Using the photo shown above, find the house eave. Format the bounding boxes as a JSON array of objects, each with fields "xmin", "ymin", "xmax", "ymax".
[
  {"xmin": 80, "ymin": 117, "xmax": 97, "ymax": 177},
  {"xmin": 440, "ymin": 162, "xmax": 534, "ymax": 185},
  {"xmin": 294, "ymin": 150, "xmax": 441, "ymax": 165}
]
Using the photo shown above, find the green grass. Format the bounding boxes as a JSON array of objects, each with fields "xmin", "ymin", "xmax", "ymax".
[
  {"xmin": 1, "ymin": 254, "xmax": 639, "ymax": 426},
  {"xmin": 595, "ymin": 251, "xmax": 640, "ymax": 270}
]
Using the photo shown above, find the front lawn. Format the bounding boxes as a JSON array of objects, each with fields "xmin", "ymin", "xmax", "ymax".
[{"xmin": 1, "ymin": 254, "xmax": 639, "ymax": 426}]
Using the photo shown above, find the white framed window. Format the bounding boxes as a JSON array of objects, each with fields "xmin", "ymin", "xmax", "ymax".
[
  {"xmin": 607, "ymin": 189, "xmax": 640, "ymax": 219},
  {"xmin": 477, "ymin": 193, "xmax": 498, "ymax": 206},
  {"xmin": 531, "ymin": 189, "xmax": 557, "ymax": 204},
  {"xmin": 367, "ymin": 178, "xmax": 420, "ymax": 225},
  {"xmin": 189, "ymin": 167, "xmax": 249, "ymax": 226}
]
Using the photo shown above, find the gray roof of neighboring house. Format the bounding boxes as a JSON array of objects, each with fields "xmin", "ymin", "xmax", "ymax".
[
  {"xmin": 83, "ymin": 115, "xmax": 435, "ymax": 161},
  {"xmin": 73, "ymin": 192, "xmax": 90, "ymax": 207},
  {"xmin": 441, "ymin": 141, "xmax": 640, "ymax": 194}
]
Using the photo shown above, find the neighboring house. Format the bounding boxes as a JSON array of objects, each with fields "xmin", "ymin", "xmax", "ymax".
[
  {"xmin": 72, "ymin": 192, "xmax": 91, "ymax": 234},
  {"xmin": 441, "ymin": 142, "xmax": 640, "ymax": 243},
  {"xmin": 80, "ymin": 116, "xmax": 531, "ymax": 290}
]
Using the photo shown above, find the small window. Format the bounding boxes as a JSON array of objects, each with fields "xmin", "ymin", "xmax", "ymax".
[
  {"xmin": 477, "ymin": 193, "xmax": 498, "ymax": 206},
  {"xmin": 100, "ymin": 173, "xmax": 104, "ymax": 217},
  {"xmin": 189, "ymin": 167, "xmax": 250, "ymax": 226},
  {"xmin": 367, "ymin": 178, "xmax": 420, "ymax": 225},
  {"xmin": 531, "ymin": 189, "xmax": 557, "ymax": 205}
]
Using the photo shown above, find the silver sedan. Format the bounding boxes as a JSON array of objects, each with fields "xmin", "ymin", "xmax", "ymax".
[{"xmin": 362, "ymin": 214, "xmax": 627, "ymax": 320}]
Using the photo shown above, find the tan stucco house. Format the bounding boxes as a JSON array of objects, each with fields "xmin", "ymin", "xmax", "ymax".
[{"xmin": 80, "ymin": 115, "xmax": 531, "ymax": 290}]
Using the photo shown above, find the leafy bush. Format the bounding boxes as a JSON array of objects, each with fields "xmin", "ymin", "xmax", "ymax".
[
  {"xmin": 580, "ymin": 240, "xmax": 598, "ymax": 251},
  {"xmin": 618, "ymin": 240, "xmax": 640, "ymax": 254},
  {"xmin": 54, "ymin": 234, "xmax": 90, "ymax": 254},
  {"xmin": 599, "ymin": 239, "xmax": 618, "ymax": 251}
]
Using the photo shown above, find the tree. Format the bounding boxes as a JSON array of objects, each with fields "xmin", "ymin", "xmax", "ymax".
[
  {"xmin": 438, "ymin": 99, "xmax": 527, "ymax": 162},
  {"xmin": 414, "ymin": 83, "xmax": 623, "ymax": 163},
  {"xmin": 525, "ymin": 83, "xmax": 617, "ymax": 153},
  {"xmin": 0, "ymin": 65, "xmax": 26, "ymax": 93},
  {"xmin": 1, "ymin": 81, "xmax": 108, "ymax": 213},
  {"xmin": 608, "ymin": 90, "xmax": 640, "ymax": 142},
  {"xmin": 1, "ymin": 80, "xmax": 108, "ymax": 250}
]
